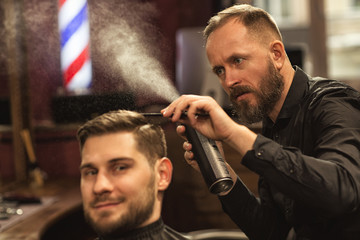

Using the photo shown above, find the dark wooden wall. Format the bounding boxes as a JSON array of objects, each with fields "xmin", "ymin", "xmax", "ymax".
[
  {"xmin": 0, "ymin": 0, "xmax": 214, "ymax": 122},
  {"xmin": 0, "ymin": 0, "xmax": 214, "ymax": 179}
]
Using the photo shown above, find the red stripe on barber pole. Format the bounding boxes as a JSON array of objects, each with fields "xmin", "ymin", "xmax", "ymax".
[
  {"xmin": 59, "ymin": 0, "xmax": 66, "ymax": 8},
  {"xmin": 64, "ymin": 44, "xmax": 90, "ymax": 86}
]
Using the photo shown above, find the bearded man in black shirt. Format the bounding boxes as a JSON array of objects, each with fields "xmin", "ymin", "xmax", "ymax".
[{"xmin": 162, "ymin": 4, "xmax": 360, "ymax": 240}]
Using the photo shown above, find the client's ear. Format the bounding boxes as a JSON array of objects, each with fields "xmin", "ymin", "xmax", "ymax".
[{"xmin": 156, "ymin": 157, "xmax": 173, "ymax": 191}]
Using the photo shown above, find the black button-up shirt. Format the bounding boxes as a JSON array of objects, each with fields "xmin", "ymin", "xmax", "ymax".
[{"xmin": 220, "ymin": 67, "xmax": 360, "ymax": 240}]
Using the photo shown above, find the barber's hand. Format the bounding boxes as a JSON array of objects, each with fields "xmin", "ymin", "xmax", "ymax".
[
  {"xmin": 176, "ymin": 124, "xmax": 226, "ymax": 173},
  {"xmin": 178, "ymin": 124, "xmax": 238, "ymax": 196},
  {"xmin": 161, "ymin": 95, "xmax": 237, "ymax": 142},
  {"xmin": 176, "ymin": 124, "xmax": 199, "ymax": 171}
]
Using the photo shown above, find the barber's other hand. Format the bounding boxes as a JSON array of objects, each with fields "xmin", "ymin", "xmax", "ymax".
[
  {"xmin": 176, "ymin": 124, "xmax": 200, "ymax": 172},
  {"xmin": 178, "ymin": 124, "xmax": 238, "ymax": 196},
  {"xmin": 176, "ymin": 124, "xmax": 226, "ymax": 173}
]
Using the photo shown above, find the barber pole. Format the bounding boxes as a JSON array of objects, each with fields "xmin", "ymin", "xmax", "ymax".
[{"xmin": 58, "ymin": 0, "xmax": 92, "ymax": 91}]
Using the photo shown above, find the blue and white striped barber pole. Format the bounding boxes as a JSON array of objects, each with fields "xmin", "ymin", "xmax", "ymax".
[{"xmin": 58, "ymin": 0, "xmax": 92, "ymax": 91}]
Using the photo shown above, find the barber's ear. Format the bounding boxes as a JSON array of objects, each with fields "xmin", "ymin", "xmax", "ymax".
[
  {"xmin": 270, "ymin": 40, "xmax": 286, "ymax": 70},
  {"xmin": 156, "ymin": 157, "xmax": 173, "ymax": 191}
]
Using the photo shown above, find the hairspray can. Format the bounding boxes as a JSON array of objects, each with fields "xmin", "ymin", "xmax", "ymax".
[{"xmin": 184, "ymin": 125, "xmax": 233, "ymax": 194}]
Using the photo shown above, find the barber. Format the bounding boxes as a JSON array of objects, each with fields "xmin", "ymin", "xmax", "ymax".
[{"xmin": 162, "ymin": 4, "xmax": 360, "ymax": 240}]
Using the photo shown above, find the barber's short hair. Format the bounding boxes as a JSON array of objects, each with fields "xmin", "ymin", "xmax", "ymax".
[
  {"xmin": 204, "ymin": 4, "xmax": 282, "ymax": 43},
  {"xmin": 77, "ymin": 110, "xmax": 167, "ymax": 166}
]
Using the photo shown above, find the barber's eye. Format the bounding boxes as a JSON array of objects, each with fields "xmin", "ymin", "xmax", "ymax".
[
  {"xmin": 234, "ymin": 58, "xmax": 243, "ymax": 65},
  {"xmin": 214, "ymin": 67, "xmax": 225, "ymax": 76}
]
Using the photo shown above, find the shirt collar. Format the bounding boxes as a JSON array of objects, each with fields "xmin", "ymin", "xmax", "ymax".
[{"xmin": 264, "ymin": 66, "xmax": 309, "ymax": 126}]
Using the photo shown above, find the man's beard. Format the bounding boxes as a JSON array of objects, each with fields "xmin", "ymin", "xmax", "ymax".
[
  {"xmin": 84, "ymin": 174, "xmax": 156, "ymax": 239},
  {"xmin": 230, "ymin": 60, "xmax": 284, "ymax": 124}
]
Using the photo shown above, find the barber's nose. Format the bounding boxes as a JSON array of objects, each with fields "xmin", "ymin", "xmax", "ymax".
[
  {"xmin": 224, "ymin": 69, "xmax": 241, "ymax": 89},
  {"xmin": 93, "ymin": 172, "xmax": 113, "ymax": 194}
]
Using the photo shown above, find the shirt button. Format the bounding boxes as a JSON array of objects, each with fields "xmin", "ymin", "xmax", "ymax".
[
  {"xmin": 256, "ymin": 149, "xmax": 264, "ymax": 158},
  {"xmin": 290, "ymin": 169, "xmax": 294, "ymax": 174}
]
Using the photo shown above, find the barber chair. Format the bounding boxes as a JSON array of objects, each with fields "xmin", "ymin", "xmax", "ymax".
[{"xmin": 186, "ymin": 229, "xmax": 248, "ymax": 240}]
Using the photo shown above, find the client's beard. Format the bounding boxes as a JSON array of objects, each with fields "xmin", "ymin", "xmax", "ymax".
[
  {"xmin": 84, "ymin": 174, "xmax": 156, "ymax": 239},
  {"xmin": 230, "ymin": 60, "xmax": 284, "ymax": 124}
]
